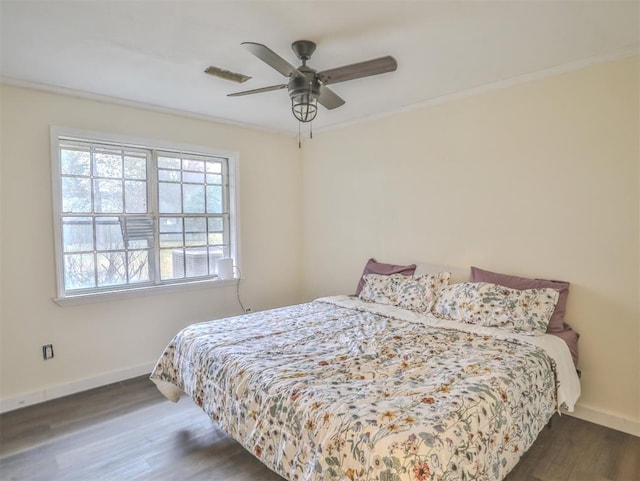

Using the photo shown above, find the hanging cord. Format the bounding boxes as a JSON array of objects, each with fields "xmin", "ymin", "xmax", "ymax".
[
  {"xmin": 233, "ymin": 264, "xmax": 248, "ymax": 313},
  {"xmin": 297, "ymin": 121, "xmax": 313, "ymax": 147}
]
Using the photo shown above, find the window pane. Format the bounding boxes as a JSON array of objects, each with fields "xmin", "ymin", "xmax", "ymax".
[
  {"xmin": 63, "ymin": 217, "xmax": 93, "ymax": 252},
  {"xmin": 208, "ymin": 217, "xmax": 223, "ymax": 232},
  {"xmin": 159, "ymin": 182, "xmax": 182, "ymax": 213},
  {"xmin": 161, "ymin": 248, "xmax": 183, "ymax": 280},
  {"xmin": 125, "ymin": 180, "xmax": 147, "ymax": 213},
  {"xmin": 62, "ymin": 177, "xmax": 92, "ymax": 213},
  {"xmin": 94, "ymin": 179, "xmax": 123, "ymax": 213},
  {"xmin": 183, "ymin": 159, "xmax": 205, "ymax": 172},
  {"xmin": 207, "ymin": 217, "xmax": 224, "ymax": 232},
  {"xmin": 183, "ymin": 184, "xmax": 204, "ymax": 213},
  {"xmin": 124, "ymin": 155, "xmax": 146, "ymax": 179},
  {"xmin": 120, "ymin": 216, "xmax": 154, "ymax": 249},
  {"xmin": 97, "ymin": 251, "xmax": 126, "ymax": 286},
  {"xmin": 94, "ymin": 150, "xmax": 123, "ymax": 178},
  {"xmin": 64, "ymin": 253, "xmax": 95, "ymax": 290},
  {"xmin": 158, "ymin": 156, "xmax": 180, "ymax": 170},
  {"xmin": 206, "ymin": 185, "xmax": 223, "ymax": 213},
  {"xmin": 96, "ymin": 217, "xmax": 125, "ymax": 250},
  {"xmin": 159, "ymin": 217, "xmax": 183, "ymax": 233},
  {"xmin": 158, "ymin": 169, "xmax": 180, "ymax": 182},
  {"xmin": 185, "ymin": 232, "xmax": 207, "ymax": 246},
  {"xmin": 128, "ymin": 250, "xmax": 150, "ymax": 283},
  {"xmin": 159, "ymin": 233, "xmax": 183, "ymax": 248},
  {"xmin": 185, "ymin": 217, "xmax": 206, "ymax": 233},
  {"xmin": 183, "ymin": 171, "xmax": 204, "ymax": 183},
  {"xmin": 206, "ymin": 162, "xmax": 222, "ymax": 173},
  {"xmin": 185, "ymin": 248, "xmax": 211, "ymax": 277},
  {"xmin": 206, "ymin": 174, "xmax": 222, "ymax": 184},
  {"xmin": 127, "ymin": 238, "xmax": 150, "ymax": 249},
  {"xmin": 208, "ymin": 233, "xmax": 224, "ymax": 245},
  {"xmin": 61, "ymin": 149, "xmax": 90, "ymax": 176}
]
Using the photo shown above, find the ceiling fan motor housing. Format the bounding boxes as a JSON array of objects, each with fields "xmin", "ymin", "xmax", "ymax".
[
  {"xmin": 288, "ymin": 68, "xmax": 320, "ymax": 99},
  {"xmin": 291, "ymin": 40, "xmax": 317, "ymax": 62}
]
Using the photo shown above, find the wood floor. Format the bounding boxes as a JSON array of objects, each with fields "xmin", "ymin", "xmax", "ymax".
[{"xmin": 0, "ymin": 376, "xmax": 638, "ymax": 481}]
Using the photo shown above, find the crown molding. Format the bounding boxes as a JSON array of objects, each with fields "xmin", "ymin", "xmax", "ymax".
[
  {"xmin": 0, "ymin": 76, "xmax": 294, "ymax": 137},
  {"xmin": 315, "ymin": 47, "xmax": 640, "ymax": 134},
  {"xmin": 3, "ymin": 47, "xmax": 637, "ymax": 138}
]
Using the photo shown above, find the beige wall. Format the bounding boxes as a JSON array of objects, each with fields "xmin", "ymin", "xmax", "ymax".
[
  {"xmin": 1, "ymin": 56, "xmax": 638, "ymax": 432},
  {"xmin": 0, "ymin": 85, "xmax": 302, "ymax": 404},
  {"xmin": 302, "ymin": 57, "xmax": 639, "ymax": 426}
]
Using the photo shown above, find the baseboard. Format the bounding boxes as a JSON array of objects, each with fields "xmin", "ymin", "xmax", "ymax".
[
  {"xmin": 563, "ymin": 403, "xmax": 640, "ymax": 437},
  {"xmin": 0, "ymin": 362, "xmax": 153, "ymax": 414}
]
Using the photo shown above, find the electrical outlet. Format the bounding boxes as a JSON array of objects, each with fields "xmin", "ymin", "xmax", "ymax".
[{"xmin": 42, "ymin": 344, "xmax": 54, "ymax": 360}]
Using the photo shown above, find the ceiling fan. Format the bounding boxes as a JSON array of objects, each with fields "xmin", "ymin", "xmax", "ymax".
[{"xmin": 226, "ymin": 40, "xmax": 398, "ymax": 124}]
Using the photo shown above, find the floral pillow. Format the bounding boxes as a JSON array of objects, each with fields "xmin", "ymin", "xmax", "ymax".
[
  {"xmin": 394, "ymin": 272, "xmax": 451, "ymax": 313},
  {"xmin": 354, "ymin": 258, "xmax": 416, "ymax": 296},
  {"xmin": 432, "ymin": 282, "xmax": 559, "ymax": 336},
  {"xmin": 359, "ymin": 272, "xmax": 451, "ymax": 313},
  {"xmin": 359, "ymin": 273, "xmax": 404, "ymax": 306}
]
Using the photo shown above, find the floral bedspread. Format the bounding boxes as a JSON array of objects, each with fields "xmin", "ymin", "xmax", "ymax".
[{"xmin": 150, "ymin": 298, "xmax": 558, "ymax": 481}]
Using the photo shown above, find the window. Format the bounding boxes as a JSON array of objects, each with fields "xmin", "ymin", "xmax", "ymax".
[{"xmin": 51, "ymin": 128, "xmax": 239, "ymax": 301}]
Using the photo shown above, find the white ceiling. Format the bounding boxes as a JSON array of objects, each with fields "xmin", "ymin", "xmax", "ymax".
[{"xmin": 1, "ymin": 1, "xmax": 638, "ymax": 134}]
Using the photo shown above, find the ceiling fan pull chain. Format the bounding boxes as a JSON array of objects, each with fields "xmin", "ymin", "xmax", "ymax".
[
  {"xmin": 298, "ymin": 121, "xmax": 302, "ymax": 149},
  {"xmin": 310, "ymin": 121, "xmax": 313, "ymax": 140}
]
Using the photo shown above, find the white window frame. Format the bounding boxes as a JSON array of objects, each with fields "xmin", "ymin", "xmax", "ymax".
[{"xmin": 50, "ymin": 126, "xmax": 241, "ymax": 305}]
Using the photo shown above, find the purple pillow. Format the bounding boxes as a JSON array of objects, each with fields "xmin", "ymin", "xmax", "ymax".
[
  {"xmin": 470, "ymin": 266, "xmax": 569, "ymax": 333},
  {"xmin": 550, "ymin": 323, "xmax": 580, "ymax": 367},
  {"xmin": 354, "ymin": 258, "xmax": 416, "ymax": 296}
]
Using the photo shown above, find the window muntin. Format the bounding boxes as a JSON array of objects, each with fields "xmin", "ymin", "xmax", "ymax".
[{"xmin": 53, "ymin": 132, "xmax": 236, "ymax": 299}]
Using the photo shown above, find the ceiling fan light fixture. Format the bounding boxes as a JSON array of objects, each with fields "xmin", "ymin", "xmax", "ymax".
[{"xmin": 291, "ymin": 92, "xmax": 318, "ymax": 123}]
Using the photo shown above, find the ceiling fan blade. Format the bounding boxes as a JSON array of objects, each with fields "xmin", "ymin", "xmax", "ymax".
[
  {"xmin": 317, "ymin": 85, "xmax": 346, "ymax": 110},
  {"xmin": 227, "ymin": 84, "xmax": 287, "ymax": 97},
  {"xmin": 242, "ymin": 42, "xmax": 301, "ymax": 78},
  {"xmin": 317, "ymin": 56, "xmax": 397, "ymax": 85}
]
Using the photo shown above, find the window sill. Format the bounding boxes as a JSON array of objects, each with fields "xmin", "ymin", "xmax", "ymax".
[{"xmin": 53, "ymin": 277, "xmax": 239, "ymax": 307}]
